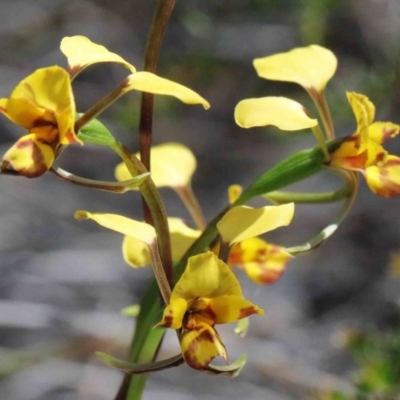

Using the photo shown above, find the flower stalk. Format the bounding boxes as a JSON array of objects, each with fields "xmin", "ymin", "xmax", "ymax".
[
  {"xmin": 117, "ymin": 1, "xmax": 177, "ymax": 399},
  {"xmin": 50, "ymin": 165, "xmax": 150, "ymax": 193}
]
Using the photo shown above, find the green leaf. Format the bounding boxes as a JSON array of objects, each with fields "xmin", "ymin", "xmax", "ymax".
[
  {"xmin": 77, "ymin": 115, "xmax": 117, "ymax": 147},
  {"xmin": 240, "ymin": 146, "xmax": 326, "ymax": 202},
  {"xmin": 96, "ymin": 351, "xmax": 183, "ymax": 373},
  {"xmin": 126, "ymin": 283, "xmax": 165, "ymax": 400}
]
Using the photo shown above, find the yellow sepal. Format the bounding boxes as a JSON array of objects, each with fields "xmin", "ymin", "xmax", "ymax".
[
  {"xmin": 60, "ymin": 36, "xmax": 136, "ymax": 78},
  {"xmin": 115, "ymin": 142, "xmax": 197, "ymax": 188},
  {"xmin": 217, "ymin": 203, "xmax": 294, "ymax": 245},
  {"xmin": 122, "ymin": 71, "xmax": 210, "ymax": 109},
  {"xmin": 253, "ymin": 45, "xmax": 337, "ymax": 92},
  {"xmin": 74, "ymin": 211, "xmax": 156, "ymax": 245},
  {"xmin": 235, "ymin": 97, "xmax": 317, "ymax": 131}
]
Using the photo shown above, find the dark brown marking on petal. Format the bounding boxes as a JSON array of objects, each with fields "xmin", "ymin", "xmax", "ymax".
[
  {"xmin": 158, "ymin": 310, "xmax": 174, "ymax": 328},
  {"xmin": 182, "ymin": 329, "xmax": 217, "ymax": 370},
  {"xmin": 68, "ymin": 65, "xmax": 83, "ymax": 79},
  {"xmin": 6, "ymin": 142, "xmax": 48, "ymax": 178},
  {"xmin": 64, "ymin": 129, "xmax": 78, "ymax": 144},
  {"xmin": 33, "ymin": 117, "xmax": 55, "ymax": 128},
  {"xmin": 376, "ymin": 151, "xmax": 386, "ymax": 164},
  {"xmin": 254, "ymin": 248, "xmax": 267, "ymax": 263},
  {"xmin": 385, "ymin": 158, "xmax": 400, "ymax": 167},
  {"xmin": 163, "ymin": 314, "xmax": 173, "ymax": 327},
  {"xmin": 332, "ymin": 149, "xmax": 368, "ymax": 170},
  {"xmin": 382, "ymin": 127, "xmax": 398, "ymax": 141},
  {"xmin": 258, "ymin": 266, "xmax": 285, "ymax": 284},
  {"xmin": 371, "ymin": 159, "xmax": 400, "ymax": 198},
  {"xmin": 239, "ymin": 305, "xmax": 260, "ymax": 319},
  {"xmin": 185, "ymin": 313, "xmax": 203, "ymax": 330},
  {"xmin": 228, "ymin": 243, "xmax": 243, "ymax": 265},
  {"xmin": 201, "ymin": 305, "xmax": 217, "ymax": 322},
  {"xmin": 16, "ymin": 138, "xmax": 34, "ymax": 149}
]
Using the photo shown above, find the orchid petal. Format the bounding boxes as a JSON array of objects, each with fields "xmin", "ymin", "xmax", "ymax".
[
  {"xmin": 365, "ymin": 155, "xmax": 400, "ymax": 197},
  {"xmin": 60, "ymin": 36, "xmax": 136, "ymax": 78},
  {"xmin": 181, "ymin": 321, "xmax": 227, "ymax": 369},
  {"xmin": 330, "ymin": 137, "xmax": 386, "ymax": 170},
  {"xmin": 2, "ymin": 133, "xmax": 55, "ymax": 178},
  {"xmin": 207, "ymin": 295, "xmax": 264, "ymax": 324},
  {"xmin": 230, "ymin": 238, "xmax": 293, "ymax": 284},
  {"xmin": 235, "ymin": 97, "xmax": 317, "ymax": 131},
  {"xmin": 171, "ymin": 252, "xmax": 242, "ymax": 302},
  {"xmin": 253, "ymin": 45, "xmax": 337, "ymax": 92},
  {"xmin": 228, "ymin": 184, "xmax": 243, "ymax": 204},
  {"xmin": 4, "ymin": 67, "xmax": 77, "ymax": 144},
  {"xmin": 74, "ymin": 211, "xmax": 155, "ymax": 245},
  {"xmin": 169, "ymin": 218, "xmax": 201, "ymax": 260},
  {"xmin": 217, "ymin": 203, "xmax": 294, "ymax": 245},
  {"xmin": 346, "ymin": 92, "xmax": 374, "ymax": 151},
  {"xmin": 368, "ymin": 121, "xmax": 400, "ymax": 144},
  {"xmin": 122, "ymin": 71, "xmax": 210, "ymax": 109},
  {"xmin": 115, "ymin": 142, "xmax": 197, "ymax": 188},
  {"xmin": 156, "ymin": 298, "xmax": 187, "ymax": 329},
  {"xmin": 122, "ymin": 236, "xmax": 152, "ymax": 268},
  {"xmin": 121, "ymin": 217, "xmax": 200, "ymax": 268}
]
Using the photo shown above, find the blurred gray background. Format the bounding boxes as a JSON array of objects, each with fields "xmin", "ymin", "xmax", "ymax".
[{"xmin": 1, "ymin": 0, "xmax": 400, "ymax": 399}]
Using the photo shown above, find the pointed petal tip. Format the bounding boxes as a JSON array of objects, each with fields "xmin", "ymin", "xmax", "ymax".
[{"xmin": 74, "ymin": 210, "xmax": 90, "ymax": 220}]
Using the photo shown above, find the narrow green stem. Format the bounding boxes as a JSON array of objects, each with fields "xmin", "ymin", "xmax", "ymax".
[
  {"xmin": 115, "ymin": 143, "xmax": 173, "ymax": 284},
  {"xmin": 97, "ymin": 351, "xmax": 183, "ymax": 373},
  {"xmin": 148, "ymin": 240, "xmax": 171, "ymax": 304},
  {"xmin": 50, "ymin": 166, "xmax": 149, "ymax": 193},
  {"xmin": 311, "ymin": 125, "xmax": 330, "ymax": 162},
  {"xmin": 120, "ymin": 3, "xmax": 177, "ymax": 399},
  {"xmin": 174, "ymin": 185, "xmax": 206, "ymax": 230},
  {"xmin": 308, "ymin": 88, "xmax": 335, "ymax": 140},
  {"xmin": 75, "ymin": 82, "xmax": 125, "ymax": 132},
  {"xmin": 285, "ymin": 169, "xmax": 359, "ymax": 255}
]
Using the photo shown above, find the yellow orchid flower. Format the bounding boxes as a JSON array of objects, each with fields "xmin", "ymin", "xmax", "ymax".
[
  {"xmin": 330, "ymin": 92, "xmax": 400, "ymax": 197},
  {"xmin": 229, "ymin": 238, "xmax": 293, "ymax": 284},
  {"xmin": 61, "ymin": 36, "xmax": 209, "ymax": 109},
  {"xmin": 1, "ymin": 66, "xmax": 78, "ymax": 177},
  {"xmin": 157, "ymin": 252, "xmax": 264, "ymax": 369},
  {"xmin": 217, "ymin": 202, "xmax": 294, "ymax": 284}
]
